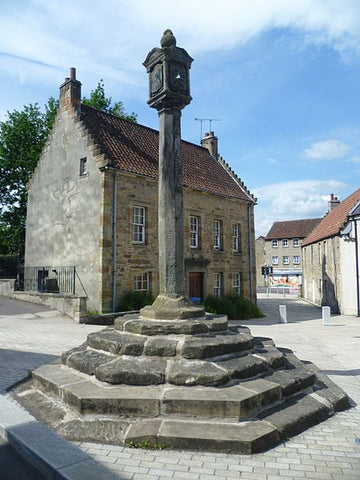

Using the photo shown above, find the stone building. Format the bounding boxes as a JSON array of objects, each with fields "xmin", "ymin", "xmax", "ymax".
[
  {"xmin": 25, "ymin": 70, "xmax": 256, "ymax": 313},
  {"xmin": 302, "ymin": 188, "xmax": 360, "ymax": 315},
  {"xmin": 258, "ymin": 218, "xmax": 321, "ymax": 287}
]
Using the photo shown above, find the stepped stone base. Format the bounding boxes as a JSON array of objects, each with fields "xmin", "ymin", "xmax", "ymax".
[{"xmin": 12, "ymin": 311, "xmax": 350, "ymax": 454}]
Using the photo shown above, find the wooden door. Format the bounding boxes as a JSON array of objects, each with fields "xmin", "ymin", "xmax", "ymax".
[{"xmin": 189, "ymin": 272, "xmax": 203, "ymax": 302}]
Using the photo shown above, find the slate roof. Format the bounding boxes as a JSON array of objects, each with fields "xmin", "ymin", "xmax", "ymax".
[
  {"xmin": 80, "ymin": 104, "xmax": 254, "ymax": 202},
  {"xmin": 265, "ymin": 218, "xmax": 322, "ymax": 240},
  {"xmin": 302, "ymin": 188, "xmax": 360, "ymax": 246}
]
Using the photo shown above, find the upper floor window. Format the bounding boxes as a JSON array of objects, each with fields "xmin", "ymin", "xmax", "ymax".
[
  {"xmin": 132, "ymin": 206, "xmax": 146, "ymax": 244},
  {"xmin": 272, "ymin": 256, "xmax": 279, "ymax": 265},
  {"xmin": 283, "ymin": 256, "xmax": 290, "ymax": 265},
  {"xmin": 190, "ymin": 216, "xmax": 199, "ymax": 248},
  {"xmin": 293, "ymin": 255, "xmax": 300, "ymax": 265},
  {"xmin": 232, "ymin": 272, "xmax": 241, "ymax": 295},
  {"xmin": 79, "ymin": 157, "xmax": 87, "ymax": 176},
  {"xmin": 134, "ymin": 272, "xmax": 151, "ymax": 292},
  {"xmin": 232, "ymin": 224, "xmax": 240, "ymax": 252},
  {"xmin": 293, "ymin": 238, "xmax": 300, "ymax": 247},
  {"xmin": 272, "ymin": 240, "xmax": 278, "ymax": 248},
  {"xmin": 213, "ymin": 220, "xmax": 222, "ymax": 251},
  {"xmin": 213, "ymin": 272, "xmax": 223, "ymax": 297},
  {"xmin": 282, "ymin": 239, "xmax": 289, "ymax": 248}
]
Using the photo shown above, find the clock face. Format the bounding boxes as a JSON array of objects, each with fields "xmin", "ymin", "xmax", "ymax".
[
  {"xmin": 169, "ymin": 63, "xmax": 187, "ymax": 92},
  {"xmin": 150, "ymin": 64, "xmax": 163, "ymax": 96}
]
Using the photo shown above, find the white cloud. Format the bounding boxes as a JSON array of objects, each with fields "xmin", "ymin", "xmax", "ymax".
[
  {"xmin": 0, "ymin": 0, "xmax": 359, "ymax": 92},
  {"xmin": 304, "ymin": 140, "xmax": 350, "ymax": 160},
  {"xmin": 253, "ymin": 179, "xmax": 347, "ymax": 236}
]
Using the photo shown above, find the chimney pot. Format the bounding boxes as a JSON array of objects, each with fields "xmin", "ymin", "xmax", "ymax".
[{"xmin": 70, "ymin": 67, "xmax": 76, "ymax": 80}]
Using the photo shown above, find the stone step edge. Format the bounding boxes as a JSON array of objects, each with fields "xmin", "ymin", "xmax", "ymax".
[{"xmin": 31, "ymin": 364, "xmax": 284, "ymax": 419}]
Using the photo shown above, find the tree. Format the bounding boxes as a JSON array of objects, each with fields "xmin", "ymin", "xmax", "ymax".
[
  {"xmin": 0, "ymin": 100, "xmax": 58, "ymax": 256},
  {"xmin": 82, "ymin": 80, "xmax": 137, "ymax": 122}
]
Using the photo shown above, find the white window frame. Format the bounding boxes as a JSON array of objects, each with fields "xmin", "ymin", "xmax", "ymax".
[
  {"xmin": 272, "ymin": 240, "xmax": 278, "ymax": 248},
  {"xmin": 134, "ymin": 272, "xmax": 151, "ymax": 292},
  {"xmin": 283, "ymin": 255, "xmax": 290, "ymax": 265},
  {"xmin": 232, "ymin": 224, "xmax": 240, "ymax": 252},
  {"xmin": 213, "ymin": 220, "xmax": 221, "ymax": 250},
  {"xmin": 282, "ymin": 239, "xmax": 289, "ymax": 248},
  {"xmin": 190, "ymin": 215, "xmax": 199, "ymax": 248},
  {"xmin": 214, "ymin": 272, "xmax": 223, "ymax": 297},
  {"xmin": 132, "ymin": 206, "xmax": 146, "ymax": 244},
  {"xmin": 272, "ymin": 256, "xmax": 279, "ymax": 265},
  {"xmin": 79, "ymin": 157, "xmax": 87, "ymax": 176},
  {"xmin": 293, "ymin": 255, "xmax": 300, "ymax": 265},
  {"xmin": 293, "ymin": 238, "xmax": 300, "ymax": 247},
  {"xmin": 232, "ymin": 273, "xmax": 241, "ymax": 295}
]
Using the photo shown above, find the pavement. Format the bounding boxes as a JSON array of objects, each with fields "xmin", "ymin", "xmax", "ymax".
[{"xmin": 0, "ymin": 293, "xmax": 359, "ymax": 479}]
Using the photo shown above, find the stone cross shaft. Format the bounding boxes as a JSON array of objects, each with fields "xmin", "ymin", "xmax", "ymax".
[{"xmin": 158, "ymin": 108, "xmax": 185, "ymax": 297}]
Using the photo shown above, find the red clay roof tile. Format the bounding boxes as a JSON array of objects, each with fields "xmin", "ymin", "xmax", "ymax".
[
  {"xmin": 80, "ymin": 104, "xmax": 253, "ymax": 202},
  {"xmin": 302, "ymin": 188, "xmax": 360, "ymax": 246},
  {"xmin": 265, "ymin": 218, "xmax": 322, "ymax": 240}
]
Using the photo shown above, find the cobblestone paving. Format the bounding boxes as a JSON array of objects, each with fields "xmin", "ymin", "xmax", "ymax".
[{"xmin": 1, "ymin": 295, "xmax": 360, "ymax": 479}]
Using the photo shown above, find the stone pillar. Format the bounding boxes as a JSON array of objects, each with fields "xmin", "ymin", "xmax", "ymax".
[{"xmin": 158, "ymin": 108, "xmax": 185, "ymax": 297}]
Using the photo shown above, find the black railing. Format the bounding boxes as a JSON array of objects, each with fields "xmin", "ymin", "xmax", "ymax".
[{"xmin": 18, "ymin": 266, "xmax": 76, "ymax": 295}]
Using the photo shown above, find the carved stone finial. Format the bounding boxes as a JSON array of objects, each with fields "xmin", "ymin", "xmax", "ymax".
[{"xmin": 161, "ymin": 29, "xmax": 176, "ymax": 48}]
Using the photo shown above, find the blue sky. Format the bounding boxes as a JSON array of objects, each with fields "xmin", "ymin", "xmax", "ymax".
[{"xmin": 1, "ymin": 0, "xmax": 360, "ymax": 236}]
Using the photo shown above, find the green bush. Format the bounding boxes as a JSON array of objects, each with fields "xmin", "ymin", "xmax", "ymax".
[
  {"xmin": 118, "ymin": 290, "xmax": 154, "ymax": 311},
  {"xmin": 203, "ymin": 294, "xmax": 263, "ymax": 320}
]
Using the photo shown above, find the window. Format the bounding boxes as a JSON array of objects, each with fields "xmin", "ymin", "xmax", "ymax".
[
  {"xmin": 134, "ymin": 272, "xmax": 151, "ymax": 292},
  {"xmin": 283, "ymin": 256, "xmax": 290, "ymax": 265},
  {"xmin": 272, "ymin": 256, "xmax": 279, "ymax": 265},
  {"xmin": 232, "ymin": 224, "xmax": 240, "ymax": 252},
  {"xmin": 213, "ymin": 220, "xmax": 222, "ymax": 250},
  {"xmin": 232, "ymin": 273, "xmax": 241, "ymax": 295},
  {"xmin": 293, "ymin": 255, "xmax": 300, "ymax": 265},
  {"xmin": 311, "ymin": 245, "xmax": 314, "ymax": 265},
  {"xmin": 272, "ymin": 240, "xmax": 278, "ymax": 248},
  {"xmin": 282, "ymin": 239, "xmax": 289, "ymax": 248},
  {"xmin": 79, "ymin": 157, "xmax": 87, "ymax": 176},
  {"xmin": 132, "ymin": 206, "xmax": 146, "ymax": 244},
  {"xmin": 213, "ymin": 272, "xmax": 223, "ymax": 297},
  {"xmin": 190, "ymin": 216, "xmax": 199, "ymax": 248},
  {"xmin": 293, "ymin": 238, "xmax": 300, "ymax": 247}
]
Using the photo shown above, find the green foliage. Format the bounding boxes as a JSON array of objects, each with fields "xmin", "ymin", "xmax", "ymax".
[
  {"xmin": 126, "ymin": 439, "xmax": 165, "ymax": 450},
  {"xmin": 82, "ymin": 80, "xmax": 137, "ymax": 123},
  {"xmin": 87, "ymin": 309, "xmax": 101, "ymax": 316},
  {"xmin": 118, "ymin": 290, "xmax": 154, "ymax": 311},
  {"xmin": 0, "ymin": 99, "xmax": 58, "ymax": 256},
  {"xmin": 204, "ymin": 294, "xmax": 264, "ymax": 320}
]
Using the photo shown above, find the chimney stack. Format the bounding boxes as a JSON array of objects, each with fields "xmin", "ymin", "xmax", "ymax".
[
  {"xmin": 328, "ymin": 193, "xmax": 340, "ymax": 211},
  {"xmin": 201, "ymin": 131, "xmax": 218, "ymax": 158},
  {"xmin": 59, "ymin": 67, "xmax": 82, "ymax": 113}
]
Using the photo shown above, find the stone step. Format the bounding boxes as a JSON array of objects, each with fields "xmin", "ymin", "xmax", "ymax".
[
  {"xmin": 258, "ymin": 393, "xmax": 330, "ymax": 438},
  {"xmin": 31, "ymin": 364, "xmax": 282, "ymax": 419},
  {"xmin": 181, "ymin": 333, "xmax": 254, "ymax": 359},
  {"xmin": 126, "ymin": 418, "xmax": 280, "ymax": 454},
  {"xmin": 115, "ymin": 314, "xmax": 228, "ymax": 335},
  {"xmin": 265, "ymin": 368, "xmax": 316, "ymax": 397}
]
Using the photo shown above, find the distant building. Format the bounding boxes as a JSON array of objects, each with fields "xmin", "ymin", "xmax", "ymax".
[
  {"xmin": 24, "ymin": 70, "xmax": 257, "ymax": 313},
  {"xmin": 258, "ymin": 218, "xmax": 322, "ymax": 287},
  {"xmin": 302, "ymin": 189, "xmax": 360, "ymax": 315}
]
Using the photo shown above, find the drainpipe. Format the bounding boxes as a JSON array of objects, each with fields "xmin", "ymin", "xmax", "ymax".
[
  {"xmin": 247, "ymin": 202, "xmax": 255, "ymax": 301},
  {"xmin": 351, "ymin": 214, "xmax": 360, "ymax": 317},
  {"xmin": 111, "ymin": 169, "xmax": 118, "ymax": 312}
]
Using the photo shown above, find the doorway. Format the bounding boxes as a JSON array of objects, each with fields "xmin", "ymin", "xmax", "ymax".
[{"xmin": 189, "ymin": 272, "xmax": 204, "ymax": 303}]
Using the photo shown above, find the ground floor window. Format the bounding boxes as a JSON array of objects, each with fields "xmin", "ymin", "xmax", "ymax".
[
  {"xmin": 134, "ymin": 272, "xmax": 151, "ymax": 292},
  {"xmin": 213, "ymin": 272, "xmax": 223, "ymax": 297},
  {"xmin": 232, "ymin": 272, "xmax": 241, "ymax": 295}
]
